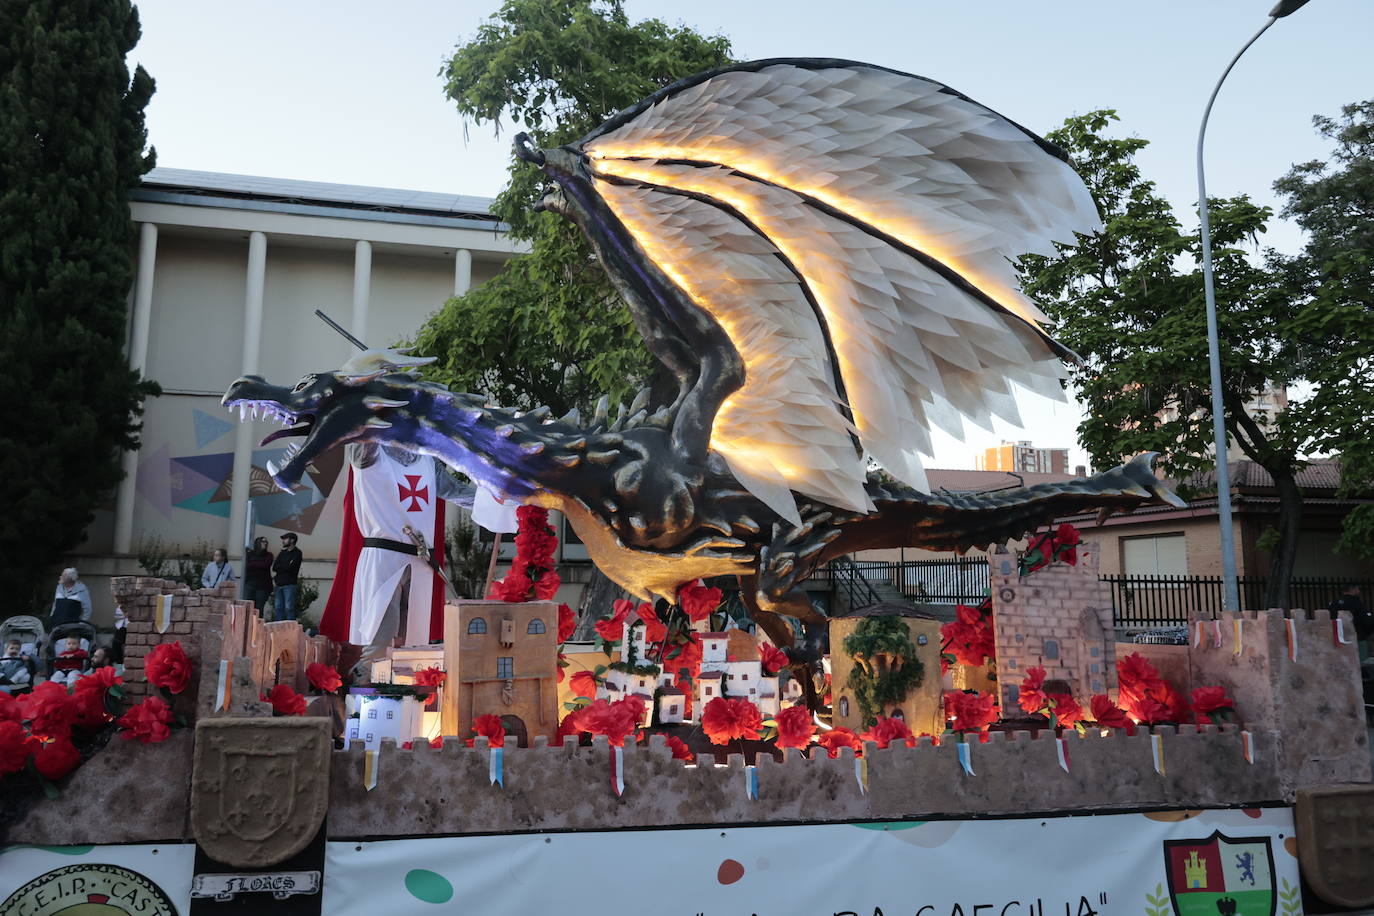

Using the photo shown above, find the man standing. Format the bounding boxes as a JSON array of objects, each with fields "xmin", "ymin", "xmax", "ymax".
[
  {"xmin": 1330, "ymin": 584, "xmax": 1373, "ymax": 661},
  {"xmin": 273, "ymin": 533, "xmax": 303, "ymax": 621},
  {"xmin": 52, "ymin": 568, "xmax": 93, "ymax": 625}
]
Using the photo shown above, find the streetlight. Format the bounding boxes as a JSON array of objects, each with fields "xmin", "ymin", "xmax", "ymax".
[{"xmin": 1196, "ymin": 0, "xmax": 1310, "ymax": 613}]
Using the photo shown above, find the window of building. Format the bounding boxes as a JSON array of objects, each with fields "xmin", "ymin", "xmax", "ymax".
[
  {"xmin": 669, "ymin": 705, "xmax": 679, "ymax": 716},
  {"xmin": 838, "ymin": 697, "xmax": 849, "ymax": 717},
  {"xmin": 728, "ymin": 674, "xmax": 735, "ymax": 680},
  {"xmin": 365, "ymin": 732, "xmax": 373, "ymax": 742},
  {"xmin": 468, "ymin": 617, "xmax": 487, "ymax": 635},
  {"xmin": 386, "ymin": 709, "xmax": 394, "ymax": 720},
  {"xmin": 367, "ymin": 708, "xmax": 376, "ymax": 719},
  {"xmin": 741, "ymin": 673, "xmax": 749, "ymax": 681},
  {"xmin": 704, "ymin": 686, "xmax": 713, "ymax": 696},
  {"xmin": 527, "ymin": 618, "xmax": 546, "ymax": 635},
  {"xmin": 496, "ymin": 657, "xmax": 514, "ymax": 678},
  {"xmin": 1121, "ymin": 534, "xmax": 1187, "ymax": 577}
]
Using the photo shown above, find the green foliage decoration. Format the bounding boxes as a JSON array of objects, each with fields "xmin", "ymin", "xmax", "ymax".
[
  {"xmin": 0, "ymin": 0, "xmax": 159, "ymax": 606},
  {"xmin": 413, "ymin": 0, "xmax": 733, "ymax": 414},
  {"xmin": 843, "ymin": 616, "xmax": 924, "ymax": 727}
]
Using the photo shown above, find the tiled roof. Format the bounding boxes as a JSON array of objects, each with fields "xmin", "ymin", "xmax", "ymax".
[{"xmin": 1184, "ymin": 459, "xmax": 1346, "ymax": 493}]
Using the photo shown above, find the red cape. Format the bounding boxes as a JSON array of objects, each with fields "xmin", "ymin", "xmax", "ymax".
[{"xmin": 319, "ymin": 465, "xmax": 446, "ymax": 644}]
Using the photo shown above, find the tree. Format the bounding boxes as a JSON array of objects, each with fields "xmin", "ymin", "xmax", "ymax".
[
  {"xmin": 1269, "ymin": 101, "xmax": 1374, "ymax": 561},
  {"xmin": 1016, "ymin": 110, "xmax": 1366, "ymax": 608},
  {"xmin": 0, "ymin": 0, "xmax": 158, "ymax": 607},
  {"xmin": 412, "ymin": 0, "xmax": 733, "ymax": 415}
]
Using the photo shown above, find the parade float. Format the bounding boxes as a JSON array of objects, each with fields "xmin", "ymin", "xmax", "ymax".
[{"xmin": 3, "ymin": 59, "xmax": 1371, "ymax": 915}]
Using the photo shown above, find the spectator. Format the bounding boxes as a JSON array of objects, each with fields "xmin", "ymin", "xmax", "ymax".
[
  {"xmin": 52, "ymin": 568, "xmax": 92, "ymax": 625},
  {"xmin": 111, "ymin": 605, "xmax": 127, "ymax": 663},
  {"xmin": 0, "ymin": 639, "xmax": 35, "ymax": 693},
  {"xmin": 89, "ymin": 645, "xmax": 112, "ymax": 669},
  {"xmin": 201, "ymin": 547, "xmax": 238, "ymax": 589},
  {"xmin": 50, "ymin": 635, "xmax": 88, "ymax": 686},
  {"xmin": 1329, "ymin": 584, "xmax": 1372, "ymax": 662},
  {"xmin": 243, "ymin": 537, "xmax": 274, "ymax": 613},
  {"xmin": 273, "ymin": 533, "xmax": 303, "ymax": 621}
]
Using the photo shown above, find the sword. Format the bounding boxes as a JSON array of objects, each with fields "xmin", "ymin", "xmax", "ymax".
[{"xmin": 403, "ymin": 524, "xmax": 460, "ymax": 602}]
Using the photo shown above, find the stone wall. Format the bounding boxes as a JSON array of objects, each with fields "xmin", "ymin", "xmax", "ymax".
[
  {"xmin": 113, "ymin": 577, "xmax": 238, "ymax": 715},
  {"xmin": 326, "ymin": 725, "xmax": 1282, "ymax": 838}
]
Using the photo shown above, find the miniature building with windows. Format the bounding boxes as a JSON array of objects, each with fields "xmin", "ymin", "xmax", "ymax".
[
  {"xmin": 345, "ymin": 691, "xmax": 425, "ymax": 750},
  {"xmin": 829, "ymin": 605, "xmax": 942, "ymax": 736},
  {"xmin": 657, "ymin": 685, "xmax": 686, "ymax": 724},
  {"xmin": 441, "ymin": 600, "xmax": 560, "ymax": 746},
  {"xmin": 987, "ymin": 541, "xmax": 1116, "ymax": 714}
]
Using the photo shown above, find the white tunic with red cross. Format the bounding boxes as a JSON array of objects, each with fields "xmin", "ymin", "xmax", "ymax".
[{"xmin": 349, "ymin": 449, "xmax": 441, "ymax": 646}]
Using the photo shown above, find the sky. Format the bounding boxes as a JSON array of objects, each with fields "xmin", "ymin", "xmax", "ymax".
[{"xmin": 129, "ymin": 0, "xmax": 1373, "ymax": 470}]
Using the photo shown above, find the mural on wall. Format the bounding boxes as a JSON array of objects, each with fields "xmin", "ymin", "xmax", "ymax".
[{"xmin": 134, "ymin": 405, "xmax": 344, "ymax": 534}]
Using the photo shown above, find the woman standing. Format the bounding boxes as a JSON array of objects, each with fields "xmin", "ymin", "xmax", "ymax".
[
  {"xmin": 201, "ymin": 547, "xmax": 238, "ymax": 589},
  {"xmin": 243, "ymin": 537, "xmax": 274, "ymax": 613}
]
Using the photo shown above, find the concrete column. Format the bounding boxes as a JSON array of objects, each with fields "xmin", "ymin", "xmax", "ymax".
[
  {"xmin": 227, "ymin": 231, "xmax": 267, "ymax": 558},
  {"xmin": 113, "ymin": 222, "xmax": 158, "ymax": 554},
  {"xmin": 351, "ymin": 239, "xmax": 372, "ymax": 351},
  {"xmin": 453, "ymin": 248, "xmax": 472, "ymax": 297}
]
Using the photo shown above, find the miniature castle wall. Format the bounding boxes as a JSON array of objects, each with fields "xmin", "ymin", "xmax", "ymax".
[
  {"xmin": 1186, "ymin": 608, "xmax": 1371, "ymax": 793},
  {"xmin": 113, "ymin": 577, "xmax": 239, "ymax": 714},
  {"xmin": 988, "ymin": 541, "xmax": 1117, "ymax": 711}
]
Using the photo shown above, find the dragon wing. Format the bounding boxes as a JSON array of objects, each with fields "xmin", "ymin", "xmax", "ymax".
[{"xmin": 552, "ymin": 59, "xmax": 1099, "ymax": 523}]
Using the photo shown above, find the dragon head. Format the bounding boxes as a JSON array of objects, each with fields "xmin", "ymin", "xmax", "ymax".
[{"xmin": 221, "ymin": 348, "xmax": 436, "ymax": 491}]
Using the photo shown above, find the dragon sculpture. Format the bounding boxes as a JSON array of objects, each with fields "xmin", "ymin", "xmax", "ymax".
[{"xmin": 223, "ymin": 60, "xmax": 1183, "ymax": 689}]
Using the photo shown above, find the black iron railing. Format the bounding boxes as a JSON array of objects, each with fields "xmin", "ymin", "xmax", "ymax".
[
  {"xmin": 811, "ymin": 557, "xmax": 991, "ymax": 606},
  {"xmin": 826, "ymin": 556, "xmax": 883, "ymax": 610},
  {"xmin": 1104, "ymin": 575, "xmax": 1374, "ymax": 628}
]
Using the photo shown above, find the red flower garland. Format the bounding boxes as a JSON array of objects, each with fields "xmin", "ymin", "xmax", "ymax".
[
  {"xmin": 678, "ymin": 580, "xmax": 723, "ymax": 622},
  {"xmin": 306, "ymin": 662, "xmax": 343, "ymax": 693},
  {"xmin": 1089, "ymin": 695, "xmax": 1134, "ymax": 733},
  {"xmin": 663, "ymin": 734, "xmax": 695, "ymax": 762},
  {"xmin": 943, "ymin": 690, "xmax": 999, "ymax": 734},
  {"xmin": 940, "ymin": 600, "xmax": 997, "ymax": 666},
  {"xmin": 817, "ymin": 727, "xmax": 863, "ymax": 758},
  {"xmin": 262, "ymin": 684, "xmax": 307, "ymax": 717},
  {"xmin": 470, "ymin": 714, "xmax": 506, "ymax": 747},
  {"xmin": 758, "ymin": 642, "xmax": 789, "ymax": 676},
  {"xmin": 1022, "ymin": 523, "xmax": 1082, "ymax": 574},
  {"xmin": 861, "ymin": 716, "xmax": 915, "ymax": 749},
  {"xmin": 557, "ymin": 604, "xmax": 577, "ymax": 644},
  {"xmin": 569, "ymin": 670, "xmax": 599, "ymax": 699},
  {"xmin": 489, "ymin": 506, "xmax": 561, "ymax": 602},
  {"xmin": 32, "ymin": 737, "xmax": 81, "ymax": 781},
  {"xmin": 118, "ymin": 696, "xmax": 174, "ymax": 744},
  {"xmin": 0, "ymin": 719, "xmax": 37, "ymax": 775},
  {"xmin": 773, "ymin": 705, "xmax": 816, "ymax": 749}
]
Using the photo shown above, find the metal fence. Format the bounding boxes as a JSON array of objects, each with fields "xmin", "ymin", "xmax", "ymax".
[
  {"xmin": 1104, "ymin": 575, "xmax": 1374, "ymax": 628},
  {"xmin": 812, "ymin": 557, "xmax": 991, "ymax": 606}
]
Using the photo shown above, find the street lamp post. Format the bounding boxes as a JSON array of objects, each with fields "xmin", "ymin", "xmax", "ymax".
[{"xmin": 1196, "ymin": 0, "xmax": 1310, "ymax": 613}]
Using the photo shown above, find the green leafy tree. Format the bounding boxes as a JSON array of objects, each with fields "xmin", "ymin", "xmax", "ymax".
[
  {"xmin": 1269, "ymin": 101, "xmax": 1374, "ymax": 561},
  {"xmin": 413, "ymin": 0, "xmax": 733, "ymax": 414},
  {"xmin": 1017, "ymin": 110, "xmax": 1366, "ymax": 608},
  {"xmin": 0, "ymin": 0, "xmax": 158, "ymax": 607}
]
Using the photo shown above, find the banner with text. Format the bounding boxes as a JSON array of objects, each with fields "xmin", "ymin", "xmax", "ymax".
[{"xmin": 321, "ymin": 808, "xmax": 1302, "ymax": 916}]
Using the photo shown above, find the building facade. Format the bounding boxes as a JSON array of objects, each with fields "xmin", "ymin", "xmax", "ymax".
[{"xmin": 975, "ymin": 440, "xmax": 1070, "ymax": 475}]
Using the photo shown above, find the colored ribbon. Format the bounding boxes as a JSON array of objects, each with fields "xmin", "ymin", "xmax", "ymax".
[
  {"xmin": 854, "ymin": 756, "xmax": 868, "ymax": 795},
  {"xmin": 1056, "ymin": 737, "xmax": 1071, "ymax": 773},
  {"xmin": 1232, "ymin": 618, "xmax": 1243, "ymax": 657},
  {"xmin": 1285, "ymin": 618, "xmax": 1298, "ymax": 662},
  {"xmin": 364, "ymin": 749, "xmax": 379, "ymax": 791},
  {"xmin": 214, "ymin": 659, "xmax": 232, "ymax": 711},
  {"xmin": 744, "ymin": 764, "xmax": 759, "ymax": 801},
  {"xmin": 610, "ymin": 746, "xmax": 624, "ymax": 797},
  {"xmin": 1333, "ymin": 618, "xmax": 1351, "ymax": 645},
  {"xmin": 1151, "ymin": 733, "xmax": 1166, "ymax": 776},
  {"xmin": 1192, "ymin": 620, "xmax": 1204, "ymax": 648},
  {"xmin": 1240, "ymin": 730, "xmax": 1256, "ymax": 765},
  {"xmin": 1211, "ymin": 620, "xmax": 1223, "ymax": 648},
  {"xmin": 489, "ymin": 746, "xmax": 504, "ymax": 787},
  {"xmin": 957, "ymin": 741, "xmax": 976, "ymax": 776},
  {"xmin": 155, "ymin": 594, "xmax": 173, "ymax": 634}
]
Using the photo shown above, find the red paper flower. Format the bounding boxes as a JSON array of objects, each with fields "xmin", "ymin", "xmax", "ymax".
[
  {"xmin": 32, "ymin": 737, "xmax": 81, "ymax": 781},
  {"xmin": 773, "ymin": 705, "xmax": 816, "ymax": 749},
  {"xmin": 573, "ymin": 697, "xmax": 643, "ymax": 746},
  {"xmin": 489, "ymin": 506, "xmax": 561, "ymax": 602},
  {"xmin": 664, "ymin": 735, "xmax": 694, "ymax": 761},
  {"xmin": 262, "ymin": 684, "xmax": 307, "ymax": 717},
  {"xmin": 861, "ymin": 716, "xmax": 915, "ymax": 749},
  {"xmin": 678, "ymin": 580, "xmax": 723, "ymax": 622},
  {"xmin": 701, "ymin": 697, "xmax": 762, "ymax": 744},
  {"xmin": 1089, "ymin": 695, "xmax": 1134, "ymax": 733},
  {"xmin": 1018, "ymin": 665, "xmax": 1049, "ymax": 715},
  {"xmin": 609, "ymin": 599, "xmax": 634, "ymax": 625},
  {"xmin": 471, "ymin": 714, "xmax": 506, "ymax": 747},
  {"xmin": 557, "ymin": 604, "xmax": 577, "ymax": 643},
  {"xmin": 594, "ymin": 618, "xmax": 624, "ymax": 643},
  {"xmin": 145, "ymin": 641, "xmax": 192, "ymax": 694},
  {"xmin": 758, "ymin": 642, "xmax": 789, "ymax": 676},
  {"xmin": 941, "ymin": 603, "xmax": 997, "ymax": 667},
  {"xmin": 553, "ymin": 710, "xmax": 583, "ymax": 746},
  {"xmin": 413, "ymin": 666, "xmax": 447, "ymax": 688},
  {"xmin": 1191, "ymin": 686, "xmax": 1234, "ymax": 716},
  {"xmin": 0, "ymin": 691, "xmax": 19, "ymax": 722},
  {"xmin": 0, "ymin": 719, "xmax": 37, "ymax": 774},
  {"xmin": 70, "ymin": 685, "xmax": 113, "ymax": 731},
  {"xmin": 1047, "ymin": 693, "xmax": 1085, "ymax": 728},
  {"xmin": 944, "ymin": 690, "xmax": 999, "ymax": 733},
  {"xmin": 20, "ymin": 681, "xmax": 79, "ymax": 740},
  {"xmin": 660, "ymin": 633, "xmax": 702, "ymax": 680},
  {"xmin": 569, "ymin": 670, "xmax": 599, "ymax": 699},
  {"xmin": 118, "ymin": 696, "xmax": 173, "ymax": 744},
  {"xmin": 817, "ymin": 727, "xmax": 864, "ymax": 758},
  {"xmin": 75, "ymin": 666, "xmax": 122, "ymax": 694},
  {"xmin": 306, "ymin": 662, "xmax": 343, "ymax": 693},
  {"xmin": 1116, "ymin": 653, "xmax": 1164, "ymax": 702},
  {"xmin": 532, "ymin": 570, "xmax": 561, "ymax": 600}
]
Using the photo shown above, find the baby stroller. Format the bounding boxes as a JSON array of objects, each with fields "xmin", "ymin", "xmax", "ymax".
[
  {"xmin": 42, "ymin": 620, "xmax": 97, "ymax": 681},
  {"xmin": 0, "ymin": 614, "xmax": 44, "ymax": 693}
]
